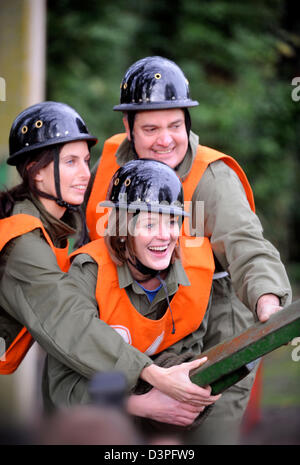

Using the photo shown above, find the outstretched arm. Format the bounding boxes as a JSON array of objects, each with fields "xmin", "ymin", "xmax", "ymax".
[{"xmin": 196, "ymin": 160, "xmax": 292, "ymax": 313}]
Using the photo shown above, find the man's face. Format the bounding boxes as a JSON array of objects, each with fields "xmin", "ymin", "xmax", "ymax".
[{"xmin": 123, "ymin": 108, "xmax": 188, "ymax": 169}]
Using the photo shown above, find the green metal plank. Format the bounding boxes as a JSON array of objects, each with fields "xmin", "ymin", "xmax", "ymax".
[
  {"xmin": 190, "ymin": 300, "xmax": 300, "ymax": 394},
  {"xmin": 207, "ymin": 360, "xmax": 259, "ymax": 394}
]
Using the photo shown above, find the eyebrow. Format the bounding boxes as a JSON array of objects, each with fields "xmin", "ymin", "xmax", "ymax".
[
  {"xmin": 141, "ymin": 119, "xmax": 184, "ymax": 129},
  {"xmin": 169, "ymin": 119, "xmax": 184, "ymax": 125},
  {"xmin": 61, "ymin": 152, "xmax": 90, "ymax": 159}
]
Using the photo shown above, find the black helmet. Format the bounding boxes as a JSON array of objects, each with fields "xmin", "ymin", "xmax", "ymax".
[
  {"xmin": 7, "ymin": 101, "xmax": 97, "ymax": 212},
  {"xmin": 8, "ymin": 101, "xmax": 97, "ymax": 166},
  {"xmin": 100, "ymin": 159, "xmax": 188, "ymax": 217},
  {"xmin": 113, "ymin": 56, "xmax": 199, "ymax": 112}
]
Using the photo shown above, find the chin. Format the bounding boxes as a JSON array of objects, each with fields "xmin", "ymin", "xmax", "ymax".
[
  {"xmin": 66, "ymin": 195, "xmax": 85, "ymax": 205},
  {"xmin": 153, "ymin": 259, "xmax": 171, "ymax": 270}
]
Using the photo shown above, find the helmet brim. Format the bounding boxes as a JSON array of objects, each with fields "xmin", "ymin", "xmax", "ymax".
[
  {"xmin": 7, "ymin": 134, "xmax": 98, "ymax": 166},
  {"xmin": 113, "ymin": 100, "xmax": 199, "ymax": 112},
  {"xmin": 99, "ymin": 200, "xmax": 189, "ymax": 217}
]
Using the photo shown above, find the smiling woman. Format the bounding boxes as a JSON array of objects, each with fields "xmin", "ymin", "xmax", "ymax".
[
  {"xmin": 133, "ymin": 211, "xmax": 180, "ymax": 277},
  {"xmin": 42, "ymin": 158, "xmax": 220, "ymax": 434},
  {"xmin": 34, "ymin": 140, "xmax": 91, "ymax": 218},
  {"xmin": 0, "ymin": 101, "xmax": 97, "ymax": 374}
]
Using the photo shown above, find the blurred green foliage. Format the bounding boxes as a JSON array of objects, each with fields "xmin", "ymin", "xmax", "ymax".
[
  {"xmin": 262, "ymin": 345, "xmax": 300, "ymax": 407},
  {"xmin": 47, "ymin": 0, "xmax": 300, "ymax": 274}
]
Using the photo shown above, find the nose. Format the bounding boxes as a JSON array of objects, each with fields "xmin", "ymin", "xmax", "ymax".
[
  {"xmin": 157, "ymin": 130, "xmax": 173, "ymax": 147},
  {"xmin": 156, "ymin": 221, "xmax": 171, "ymax": 240},
  {"xmin": 78, "ymin": 158, "xmax": 91, "ymax": 180}
]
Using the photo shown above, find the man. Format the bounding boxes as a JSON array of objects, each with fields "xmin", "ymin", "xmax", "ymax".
[{"xmin": 86, "ymin": 56, "xmax": 292, "ymax": 444}]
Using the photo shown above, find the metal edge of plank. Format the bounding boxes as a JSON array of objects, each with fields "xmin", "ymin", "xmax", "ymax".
[{"xmin": 190, "ymin": 300, "xmax": 300, "ymax": 390}]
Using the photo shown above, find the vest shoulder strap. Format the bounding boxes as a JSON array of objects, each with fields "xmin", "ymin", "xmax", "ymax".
[
  {"xmin": 183, "ymin": 145, "xmax": 255, "ymax": 212},
  {"xmin": 70, "ymin": 237, "xmax": 108, "ymax": 266},
  {"xmin": 0, "ymin": 214, "xmax": 46, "ymax": 250},
  {"xmin": 103, "ymin": 133, "xmax": 127, "ymax": 152},
  {"xmin": 86, "ymin": 134, "xmax": 127, "ymax": 240}
]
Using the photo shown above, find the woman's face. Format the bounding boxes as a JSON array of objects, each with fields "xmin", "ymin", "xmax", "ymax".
[
  {"xmin": 132, "ymin": 211, "xmax": 180, "ymax": 271},
  {"xmin": 34, "ymin": 140, "xmax": 91, "ymax": 216}
]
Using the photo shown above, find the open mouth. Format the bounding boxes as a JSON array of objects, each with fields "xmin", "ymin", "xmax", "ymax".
[
  {"xmin": 154, "ymin": 149, "xmax": 172, "ymax": 154},
  {"xmin": 148, "ymin": 245, "xmax": 169, "ymax": 255},
  {"xmin": 72, "ymin": 185, "xmax": 88, "ymax": 192},
  {"xmin": 152, "ymin": 147, "xmax": 175, "ymax": 155}
]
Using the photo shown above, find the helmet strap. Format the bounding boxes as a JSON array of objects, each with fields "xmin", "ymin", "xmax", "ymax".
[
  {"xmin": 52, "ymin": 145, "xmax": 80, "ymax": 211},
  {"xmin": 127, "ymin": 111, "xmax": 139, "ymax": 158},
  {"xmin": 128, "ymin": 256, "xmax": 159, "ymax": 279},
  {"xmin": 128, "ymin": 257, "xmax": 176, "ymax": 334},
  {"xmin": 184, "ymin": 108, "xmax": 191, "ymax": 138},
  {"xmin": 53, "ymin": 145, "xmax": 62, "ymax": 202},
  {"xmin": 33, "ymin": 145, "xmax": 80, "ymax": 212}
]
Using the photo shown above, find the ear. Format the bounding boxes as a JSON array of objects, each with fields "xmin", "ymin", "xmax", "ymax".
[
  {"xmin": 33, "ymin": 171, "xmax": 44, "ymax": 182},
  {"xmin": 27, "ymin": 162, "xmax": 43, "ymax": 182},
  {"xmin": 122, "ymin": 114, "xmax": 131, "ymax": 141}
]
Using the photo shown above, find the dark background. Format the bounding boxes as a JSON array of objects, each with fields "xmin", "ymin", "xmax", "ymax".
[{"xmin": 47, "ymin": 0, "xmax": 300, "ymax": 286}]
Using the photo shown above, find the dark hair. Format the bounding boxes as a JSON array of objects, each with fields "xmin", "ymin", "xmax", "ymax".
[
  {"xmin": 104, "ymin": 209, "xmax": 181, "ymax": 267},
  {"xmin": 0, "ymin": 147, "xmax": 56, "ymax": 218}
]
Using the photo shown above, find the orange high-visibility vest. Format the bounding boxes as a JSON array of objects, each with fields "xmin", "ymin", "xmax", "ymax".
[
  {"xmin": 86, "ymin": 133, "xmax": 255, "ymax": 241},
  {"xmin": 0, "ymin": 214, "xmax": 70, "ymax": 374},
  {"xmin": 83, "ymin": 135, "xmax": 254, "ymax": 354},
  {"xmin": 71, "ymin": 235, "xmax": 215, "ymax": 355}
]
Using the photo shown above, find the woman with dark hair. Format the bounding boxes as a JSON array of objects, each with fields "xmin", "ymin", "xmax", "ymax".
[
  {"xmin": 43, "ymin": 159, "xmax": 220, "ymax": 428},
  {"xmin": 0, "ymin": 100, "xmax": 98, "ymax": 372}
]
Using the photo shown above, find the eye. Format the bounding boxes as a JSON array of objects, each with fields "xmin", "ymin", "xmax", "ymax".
[
  {"xmin": 140, "ymin": 221, "xmax": 157, "ymax": 231},
  {"xmin": 168, "ymin": 216, "xmax": 179, "ymax": 227},
  {"xmin": 172, "ymin": 123, "xmax": 181, "ymax": 129},
  {"xmin": 144, "ymin": 127, "xmax": 157, "ymax": 134}
]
